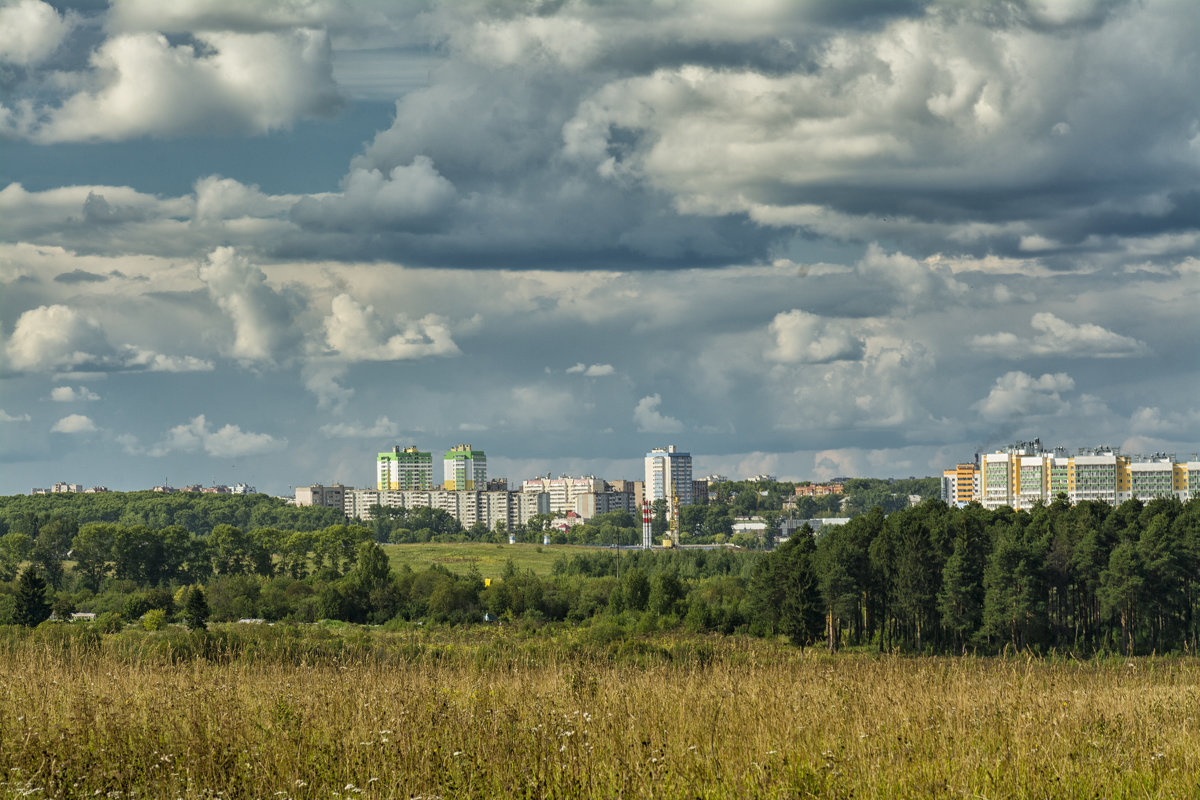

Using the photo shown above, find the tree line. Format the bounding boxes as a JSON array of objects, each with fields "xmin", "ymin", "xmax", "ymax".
[
  {"xmin": 758, "ymin": 495, "xmax": 1200, "ymax": 655},
  {"xmin": 5, "ymin": 490, "xmax": 1195, "ymax": 657}
]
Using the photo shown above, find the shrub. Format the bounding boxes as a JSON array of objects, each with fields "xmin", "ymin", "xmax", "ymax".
[
  {"xmin": 142, "ymin": 608, "xmax": 168, "ymax": 631},
  {"xmin": 94, "ymin": 611, "xmax": 123, "ymax": 634}
]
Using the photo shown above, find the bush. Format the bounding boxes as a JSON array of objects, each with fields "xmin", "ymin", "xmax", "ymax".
[
  {"xmin": 94, "ymin": 611, "xmax": 123, "ymax": 634},
  {"xmin": 142, "ymin": 608, "xmax": 168, "ymax": 631}
]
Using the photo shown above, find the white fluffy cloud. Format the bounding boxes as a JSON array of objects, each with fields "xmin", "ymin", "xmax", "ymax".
[
  {"xmin": 4, "ymin": 303, "xmax": 215, "ymax": 374},
  {"xmin": 323, "ymin": 293, "xmax": 459, "ymax": 362},
  {"xmin": 972, "ymin": 312, "xmax": 1149, "ymax": 358},
  {"xmin": 634, "ymin": 393, "xmax": 683, "ymax": 434},
  {"xmin": 146, "ymin": 414, "xmax": 284, "ymax": 458},
  {"xmin": 50, "ymin": 386, "xmax": 100, "ymax": 402},
  {"xmin": 14, "ymin": 28, "xmax": 341, "ymax": 142},
  {"xmin": 198, "ymin": 247, "xmax": 299, "ymax": 363},
  {"xmin": 51, "ymin": 414, "xmax": 97, "ymax": 434},
  {"xmin": 973, "ymin": 371, "xmax": 1075, "ymax": 422},
  {"xmin": 123, "ymin": 349, "xmax": 214, "ymax": 373},
  {"xmin": 566, "ymin": 362, "xmax": 615, "ymax": 376},
  {"xmin": 767, "ymin": 310, "xmax": 865, "ymax": 364},
  {"xmin": 0, "ymin": 409, "xmax": 31, "ymax": 422},
  {"xmin": 290, "ymin": 158, "xmax": 457, "ymax": 231},
  {"xmin": 0, "ymin": 0, "xmax": 73, "ymax": 65},
  {"xmin": 5, "ymin": 304, "xmax": 113, "ymax": 372}
]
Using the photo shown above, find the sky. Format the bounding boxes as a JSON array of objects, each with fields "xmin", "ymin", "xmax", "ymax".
[{"xmin": 0, "ymin": 0, "xmax": 1197, "ymax": 497}]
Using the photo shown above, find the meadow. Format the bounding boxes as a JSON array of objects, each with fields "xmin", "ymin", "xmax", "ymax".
[
  {"xmin": 383, "ymin": 541, "xmax": 608, "ymax": 579},
  {"xmin": 2, "ymin": 624, "xmax": 1200, "ymax": 798}
]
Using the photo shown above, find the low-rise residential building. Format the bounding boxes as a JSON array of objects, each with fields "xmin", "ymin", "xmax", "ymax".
[{"xmin": 795, "ymin": 483, "xmax": 845, "ymax": 497}]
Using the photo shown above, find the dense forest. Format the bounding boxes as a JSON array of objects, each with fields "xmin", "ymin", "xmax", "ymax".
[{"xmin": 3, "ymin": 489, "xmax": 1195, "ymax": 656}]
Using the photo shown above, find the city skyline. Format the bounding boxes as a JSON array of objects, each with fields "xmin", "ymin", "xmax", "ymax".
[{"xmin": 2, "ymin": 1, "xmax": 1197, "ymax": 496}]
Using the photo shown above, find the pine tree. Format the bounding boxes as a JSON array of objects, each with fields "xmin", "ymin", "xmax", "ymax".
[
  {"xmin": 183, "ymin": 586, "xmax": 210, "ymax": 631},
  {"xmin": 14, "ymin": 566, "xmax": 52, "ymax": 627}
]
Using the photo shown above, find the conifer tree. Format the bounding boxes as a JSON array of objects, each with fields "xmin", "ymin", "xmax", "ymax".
[
  {"xmin": 14, "ymin": 566, "xmax": 52, "ymax": 627},
  {"xmin": 183, "ymin": 586, "xmax": 210, "ymax": 631}
]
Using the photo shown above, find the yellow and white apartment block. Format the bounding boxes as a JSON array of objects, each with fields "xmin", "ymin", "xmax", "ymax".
[{"xmin": 946, "ymin": 442, "xmax": 1199, "ymax": 509}]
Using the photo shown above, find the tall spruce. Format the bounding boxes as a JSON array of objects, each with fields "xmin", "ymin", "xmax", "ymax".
[{"xmin": 14, "ymin": 566, "xmax": 52, "ymax": 627}]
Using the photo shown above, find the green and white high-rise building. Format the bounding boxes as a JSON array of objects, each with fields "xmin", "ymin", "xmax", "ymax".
[
  {"xmin": 444, "ymin": 444, "xmax": 486, "ymax": 491},
  {"xmin": 377, "ymin": 445, "xmax": 434, "ymax": 491}
]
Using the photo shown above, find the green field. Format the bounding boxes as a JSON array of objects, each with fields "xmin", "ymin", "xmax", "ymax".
[{"xmin": 383, "ymin": 542, "xmax": 611, "ymax": 579}]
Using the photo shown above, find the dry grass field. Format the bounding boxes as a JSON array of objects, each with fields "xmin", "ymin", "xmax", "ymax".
[{"xmin": 2, "ymin": 627, "xmax": 1200, "ymax": 798}]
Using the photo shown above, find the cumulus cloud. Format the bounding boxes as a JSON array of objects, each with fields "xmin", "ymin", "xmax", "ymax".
[
  {"xmin": 634, "ymin": 394, "xmax": 683, "ymax": 433},
  {"xmin": 3, "ymin": 303, "xmax": 215, "ymax": 375},
  {"xmin": 566, "ymin": 362, "xmax": 615, "ymax": 376},
  {"xmin": 855, "ymin": 245, "xmax": 967, "ymax": 311},
  {"xmin": 198, "ymin": 247, "xmax": 300, "ymax": 363},
  {"xmin": 972, "ymin": 312, "xmax": 1149, "ymax": 358},
  {"xmin": 5, "ymin": 304, "xmax": 114, "ymax": 372},
  {"xmin": 50, "ymin": 386, "xmax": 100, "ymax": 402},
  {"xmin": 290, "ymin": 158, "xmax": 457, "ymax": 232},
  {"xmin": 0, "ymin": 0, "xmax": 73, "ymax": 65},
  {"xmin": 0, "ymin": 408, "xmax": 31, "ymax": 422},
  {"xmin": 323, "ymin": 293, "xmax": 459, "ymax": 362},
  {"xmin": 192, "ymin": 175, "xmax": 298, "ymax": 222},
  {"xmin": 14, "ymin": 28, "xmax": 342, "ymax": 142},
  {"xmin": 51, "ymin": 413, "xmax": 97, "ymax": 434},
  {"xmin": 145, "ymin": 414, "xmax": 284, "ymax": 457},
  {"xmin": 768, "ymin": 337, "xmax": 937, "ymax": 432},
  {"xmin": 123, "ymin": 349, "xmax": 214, "ymax": 373},
  {"xmin": 767, "ymin": 310, "xmax": 865, "ymax": 364},
  {"xmin": 320, "ymin": 416, "xmax": 399, "ymax": 438},
  {"xmin": 973, "ymin": 371, "xmax": 1075, "ymax": 422},
  {"xmin": 1130, "ymin": 406, "xmax": 1200, "ymax": 437}
]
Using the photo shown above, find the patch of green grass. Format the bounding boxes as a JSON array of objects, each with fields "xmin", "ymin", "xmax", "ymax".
[{"xmin": 383, "ymin": 542, "xmax": 612, "ymax": 579}]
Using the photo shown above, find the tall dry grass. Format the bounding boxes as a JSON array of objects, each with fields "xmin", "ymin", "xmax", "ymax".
[{"xmin": 2, "ymin": 630, "xmax": 1200, "ymax": 798}]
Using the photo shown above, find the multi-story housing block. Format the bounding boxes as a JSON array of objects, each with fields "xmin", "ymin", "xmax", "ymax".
[
  {"xmin": 377, "ymin": 445, "xmax": 434, "ymax": 491},
  {"xmin": 344, "ymin": 488, "xmax": 543, "ymax": 530},
  {"xmin": 940, "ymin": 465, "xmax": 979, "ymax": 506},
  {"xmin": 645, "ymin": 445, "xmax": 693, "ymax": 517},
  {"xmin": 574, "ymin": 489, "xmax": 637, "ymax": 521},
  {"xmin": 948, "ymin": 439, "xmax": 1198, "ymax": 508},
  {"xmin": 295, "ymin": 484, "xmax": 348, "ymax": 508},
  {"xmin": 520, "ymin": 476, "xmax": 605, "ymax": 514},
  {"xmin": 444, "ymin": 444, "xmax": 486, "ymax": 491}
]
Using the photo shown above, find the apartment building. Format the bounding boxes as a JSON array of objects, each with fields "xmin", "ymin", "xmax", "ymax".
[
  {"xmin": 645, "ymin": 445, "xmax": 693, "ymax": 515},
  {"xmin": 520, "ymin": 476, "xmax": 605, "ymax": 514},
  {"xmin": 377, "ymin": 445, "xmax": 434, "ymax": 491},
  {"xmin": 444, "ymin": 444, "xmax": 486, "ymax": 491},
  {"xmin": 945, "ymin": 439, "xmax": 1199, "ymax": 508},
  {"xmin": 344, "ymin": 488, "xmax": 544, "ymax": 530}
]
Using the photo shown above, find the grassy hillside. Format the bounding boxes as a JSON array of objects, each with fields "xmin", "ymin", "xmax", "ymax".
[{"xmin": 383, "ymin": 541, "xmax": 611, "ymax": 579}]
